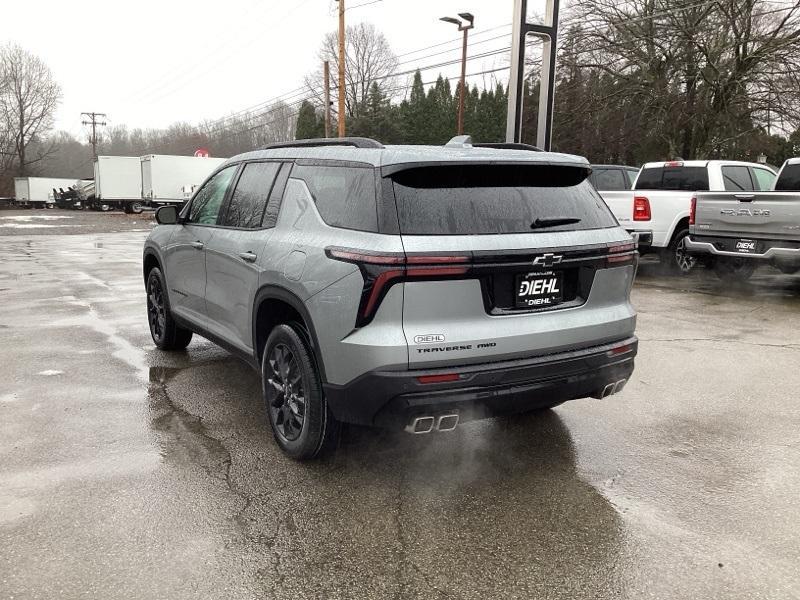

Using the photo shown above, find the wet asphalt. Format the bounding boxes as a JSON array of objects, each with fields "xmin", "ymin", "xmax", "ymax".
[{"xmin": 1, "ymin": 218, "xmax": 799, "ymax": 599}]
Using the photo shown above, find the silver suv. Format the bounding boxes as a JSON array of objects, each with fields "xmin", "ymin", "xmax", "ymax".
[{"xmin": 143, "ymin": 137, "xmax": 638, "ymax": 459}]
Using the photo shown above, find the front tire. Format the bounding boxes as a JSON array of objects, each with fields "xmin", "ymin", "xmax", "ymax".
[
  {"xmin": 262, "ymin": 323, "xmax": 339, "ymax": 460},
  {"xmin": 714, "ymin": 257, "xmax": 756, "ymax": 282},
  {"xmin": 146, "ymin": 267, "xmax": 193, "ymax": 350}
]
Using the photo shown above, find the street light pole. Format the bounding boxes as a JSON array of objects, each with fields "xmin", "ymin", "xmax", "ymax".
[
  {"xmin": 440, "ymin": 13, "xmax": 475, "ymax": 136},
  {"xmin": 337, "ymin": 0, "xmax": 346, "ymax": 138}
]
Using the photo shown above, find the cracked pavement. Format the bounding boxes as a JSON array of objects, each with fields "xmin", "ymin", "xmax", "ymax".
[{"xmin": 1, "ymin": 222, "xmax": 799, "ymax": 599}]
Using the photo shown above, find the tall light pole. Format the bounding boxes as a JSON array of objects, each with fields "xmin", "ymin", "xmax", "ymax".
[
  {"xmin": 440, "ymin": 12, "xmax": 475, "ymax": 135},
  {"xmin": 336, "ymin": 0, "xmax": 346, "ymax": 138}
]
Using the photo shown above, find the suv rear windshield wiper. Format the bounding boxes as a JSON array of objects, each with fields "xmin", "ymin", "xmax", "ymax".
[{"xmin": 530, "ymin": 217, "xmax": 582, "ymax": 229}]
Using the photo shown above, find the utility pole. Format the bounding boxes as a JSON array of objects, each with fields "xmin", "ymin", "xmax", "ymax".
[
  {"xmin": 81, "ymin": 112, "xmax": 107, "ymax": 159},
  {"xmin": 323, "ymin": 61, "xmax": 332, "ymax": 138},
  {"xmin": 440, "ymin": 13, "xmax": 475, "ymax": 136},
  {"xmin": 337, "ymin": 0, "xmax": 346, "ymax": 137}
]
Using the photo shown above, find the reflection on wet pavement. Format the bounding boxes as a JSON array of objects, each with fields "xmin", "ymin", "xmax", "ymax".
[{"xmin": 1, "ymin": 232, "xmax": 798, "ymax": 599}]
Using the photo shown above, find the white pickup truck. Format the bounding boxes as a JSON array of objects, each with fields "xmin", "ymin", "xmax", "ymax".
[
  {"xmin": 686, "ymin": 158, "xmax": 800, "ymax": 281},
  {"xmin": 599, "ymin": 160, "xmax": 778, "ymax": 273}
]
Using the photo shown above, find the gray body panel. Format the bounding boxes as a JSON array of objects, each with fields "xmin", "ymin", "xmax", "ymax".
[{"xmin": 691, "ymin": 192, "xmax": 800, "ymax": 241}]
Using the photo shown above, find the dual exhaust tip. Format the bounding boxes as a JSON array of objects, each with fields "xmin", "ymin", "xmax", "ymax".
[
  {"xmin": 406, "ymin": 413, "xmax": 459, "ymax": 434},
  {"xmin": 594, "ymin": 379, "xmax": 628, "ymax": 399}
]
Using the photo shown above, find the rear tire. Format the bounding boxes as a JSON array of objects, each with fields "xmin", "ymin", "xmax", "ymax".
[
  {"xmin": 714, "ymin": 257, "xmax": 756, "ymax": 283},
  {"xmin": 130, "ymin": 201, "xmax": 144, "ymax": 214},
  {"xmin": 663, "ymin": 228, "xmax": 697, "ymax": 275},
  {"xmin": 262, "ymin": 323, "xmax": 339, "ymax": 460},
  {"xmin": 146, "ymin": 267, "xmax": 193, "ymax": 350}
]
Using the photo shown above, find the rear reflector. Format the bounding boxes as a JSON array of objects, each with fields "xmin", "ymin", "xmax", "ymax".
[
  {"xmin": 633, "ymin": 197, "xmax": 651, "ymax": 221},
  {"xmin": 417, "ymin": 373, "xmax": 461, "ymax": 385},
  {"xmin": 608, "ymin": 344, "xmax": 633, "ymax": 356}
]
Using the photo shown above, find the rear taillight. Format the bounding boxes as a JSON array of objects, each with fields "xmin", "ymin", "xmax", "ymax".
[
  {"xmin": 689, "ymin": 196, "xmax": 697, "ymax": 225},
  {"xmin": 633, "ymin": 196, "xmax": 651, "ymax": 221},
  {"xmin": 326, "ymin": 247, "xmax": 470, "ymax": 327},
  {"xmin": 607, "ymin": 242, "xmax": 637, "ymax": 266}
]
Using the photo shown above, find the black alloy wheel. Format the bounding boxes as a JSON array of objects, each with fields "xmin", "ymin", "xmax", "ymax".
[{"xmin": 266, "ymin": 343, "xmax": 307, "ymax": 442}]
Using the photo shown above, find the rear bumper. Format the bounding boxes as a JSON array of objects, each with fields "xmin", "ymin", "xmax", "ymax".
[
  {"xmin": 627, "ymin": 230, "xmax": 653, "ymax": 252},
  {"xmin": 323, "ymin": 337, "xmax": 638, "ymax": 429},
  {"xmin": 686, "ymin": 235, "xmax": 800, "ymax": 263}
]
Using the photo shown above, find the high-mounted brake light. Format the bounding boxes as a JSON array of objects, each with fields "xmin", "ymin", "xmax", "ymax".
[
  {"xmin": 326, "ymin": 247, "xmax": 470, "ymax": 327},
  {"xmin": 689, "ymin": 196, "xmax": 697, "ymax": 225},
  {"xmin": 665, "ymin": 161, "xmax": 684, "ymax": 168},
  {"xmin": 633, "ymin": 196, "xmax": 651, "ymax": 221}
]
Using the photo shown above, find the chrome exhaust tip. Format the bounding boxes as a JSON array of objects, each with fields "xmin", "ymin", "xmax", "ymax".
[
  {"xmin": 436, "ymin": 414, "xmax": 459, "ymax": 432},
  {"xmin": 613, "ymin": 379, "xmax": 627, "ymax": 394},
  {"xmin": 406, "ymin": 416, "xmax": 435, "ymax": 434},
  {"xmin": 600, "ymin": 382, "xmax": 616, "ymax": 399}
]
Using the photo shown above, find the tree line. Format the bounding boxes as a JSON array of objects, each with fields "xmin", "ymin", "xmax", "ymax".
[{"xmin": 3, "ymin": 1, "xmax": 800, "ymax": 196}]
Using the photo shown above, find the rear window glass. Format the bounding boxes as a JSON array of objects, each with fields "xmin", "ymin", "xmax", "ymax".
[
  {"xmin": 722, "ymin": 166, "xmax": 754, "ymax": 191},
  {"xmin": 635, "ymin": 166, "xmax": 710, "ymax": 191},
  {"xmin": 776, "ymin": 164, "xmax": 800, "ymax": 191},
  {"xmin": 591, "ymin": 168, "xmax": 628, "ymax": 191},
  {"xmin": 390, "ymin": 164, "xmax": 617, "ymax": 235},
  {"xmin": 292, "ymin": 165, "xmax": 377, "ymax": 232}
]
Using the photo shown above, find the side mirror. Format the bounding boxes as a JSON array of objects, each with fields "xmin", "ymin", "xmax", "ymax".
[{"xmin": 155, "ymin": 205, "xmax": 178, "ymax": 225}]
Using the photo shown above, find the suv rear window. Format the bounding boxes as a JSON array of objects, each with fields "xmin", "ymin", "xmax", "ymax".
[
  {"xmin": 635, "ymin": 166, "xmax": 710, "ymax": 191},
  {"xmin": 776, "ymin": 164, "xmax": 800, "ymax": 191},
  {"xmin": 292, "ymin": 164, "xmax": 378, "ymax": 232},
  {"xmin": 390, "ymin": 164, "xmax": 616, "ymax": 235}
]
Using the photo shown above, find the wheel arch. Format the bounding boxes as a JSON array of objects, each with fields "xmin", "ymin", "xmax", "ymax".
[
  {"xmin": 667, "ymin": 214, "xmax": 691, "ymax": 246},
  {"xmin": 143, "ymin": 247, "xmax": 162, "ymax": 283},
  {"xmin": 252, "ymin": 286, "xmax": 327, "ymax": 384}
]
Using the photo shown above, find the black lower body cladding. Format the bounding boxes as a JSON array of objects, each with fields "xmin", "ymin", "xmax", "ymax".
[{"xmin": 324, "ymin": 338, "xmax": 638, "ymax": 429}]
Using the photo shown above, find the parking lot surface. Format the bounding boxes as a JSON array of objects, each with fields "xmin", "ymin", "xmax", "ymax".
[{"xmin": 1, "ymin": 226, "xmax": 799, "ymax": 599}]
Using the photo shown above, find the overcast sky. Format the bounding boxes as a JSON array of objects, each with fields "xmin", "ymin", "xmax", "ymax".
[{"xmin": 3, "ymin": 0, "xmax": 554, "ymax": 138}]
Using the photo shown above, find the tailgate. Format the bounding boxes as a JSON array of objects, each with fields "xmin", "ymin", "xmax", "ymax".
[{"xmin": 693, "ymin": 192, "xmax": 800, "ymax": 240}]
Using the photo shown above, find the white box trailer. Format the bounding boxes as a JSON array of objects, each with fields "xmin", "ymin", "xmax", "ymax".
[
  {"xmin": 141, "ymin": 155, "xmax": 225, "ymax": 205},
  {"xmin": 94, "ymin": 156, "xmax": 145, "ymax": 213},
  {"xmin": 14, "ymin": 177, "xmax": 80, "ymax": 208}
]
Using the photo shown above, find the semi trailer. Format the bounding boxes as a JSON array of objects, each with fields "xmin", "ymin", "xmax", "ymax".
[{"xmin": 14, "ymin": 177, "xmax": 80, "ymax": 208}]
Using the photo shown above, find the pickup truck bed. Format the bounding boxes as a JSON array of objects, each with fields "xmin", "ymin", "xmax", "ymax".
[{"xmin": 686, "ymin": 191, "xmax": 800, "ymax": 280}]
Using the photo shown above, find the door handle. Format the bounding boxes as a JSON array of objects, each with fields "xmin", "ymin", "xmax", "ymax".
[
  {"xmin": 735, "ymin": 194, "xmax": 755, "ymax": 202},
  {"xmin": 239, "ymin": 251, "xmax": 258, "ymax": 263},
  {"xmin": 190, "ymin": 241, "xmax": 205, "ymax": 250}
]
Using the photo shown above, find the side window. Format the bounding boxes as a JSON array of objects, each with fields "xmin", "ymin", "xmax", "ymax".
[
  {"xmin": 292, "ymin": 164, "xmax": 378, "ymax": 232},
  {"xmin": 722, "ymin": 166, "xmax": 754, "ymax": 191},
  {"xmin": 625, "ymin": 169, "xmax": 638, "ymax": 188},
  {"xmin": 752, "ymin": 168, "xmax": 776, "ymax": 191},
  {"xmin": 188, "ymin": 166, "xmax": 238, "ymax": 225},
  {"xmin": 220, "ymin": 162, "xmax": 280, "ymax": 228},
  {"xmin": 593, "ymin": 168, "xmax": 627, "ymax": 191}
]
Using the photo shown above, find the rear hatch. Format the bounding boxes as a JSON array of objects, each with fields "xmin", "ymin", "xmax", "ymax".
[
  {"xmin": 693, "ymin": 192, "xmax": 800, "ymax": 242},
  {"xmin": 387, "ymin": 163, "xmax": 637, "ymax": 369}
]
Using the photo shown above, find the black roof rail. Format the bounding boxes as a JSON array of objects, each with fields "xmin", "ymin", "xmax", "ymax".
[
  {"xmin": 473, "ymin": 142, "xmax": 543, "ymax": 152},
  {"xmin": 262, "ymin": 137, "xmax": 384, "ymax": 150}
]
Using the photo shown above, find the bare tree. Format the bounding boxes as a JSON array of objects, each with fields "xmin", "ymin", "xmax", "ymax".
[
  {"xmin": 304, "ymin": 22, "xmax": 399, "ymax": 119},
  {"xmin": 0, "ymin": 43, "xmax": 61, "ymax": 176},
  {"xmin": 566, "ymin": 0, "xmax": 800, "ymax": 158}
]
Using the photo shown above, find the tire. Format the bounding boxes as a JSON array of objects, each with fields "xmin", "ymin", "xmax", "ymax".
[
  {"xmin": 714, "ymin": 257, "xmax": 756, "ymax": 283},
  {"xmin": 663, "ymin": 228, "xmax": 697, "ymax": 275},
  {"xmin": 130, "ymin": 202, "xmax": 144, "ymax": 214},
  {"xmin": 262, "ymin": 322, "xmax": 339, "ymax": 460},
  {"xmin": 146, "ymin": 267, "xmax": 193, "ymax": 350},
  {"xmin": 100, "ymin": 204, "xmax": 110, "ymax": 212}
]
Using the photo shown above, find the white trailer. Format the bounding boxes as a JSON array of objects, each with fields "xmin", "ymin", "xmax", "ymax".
[
  {"xmin": 94, "ymin": 156, "xmax": 144, "ymax": 213},
  {"xmin": 140, "ymin": 155, "xmax": 225, "ymax": 205},
  {"xmin": 14, "ymin": 177, "xmax": 80, "ymax": 208}
]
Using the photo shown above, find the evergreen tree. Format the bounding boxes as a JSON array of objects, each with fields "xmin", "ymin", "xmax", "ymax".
[{"xmin": 295, "ymin": 100, "xmax": 324, "ymax": 139}]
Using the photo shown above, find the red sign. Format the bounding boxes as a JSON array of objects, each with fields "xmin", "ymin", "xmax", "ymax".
[{"xmin": 194, "ymin": 148, "xmax": 210, "ymax": 158}]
